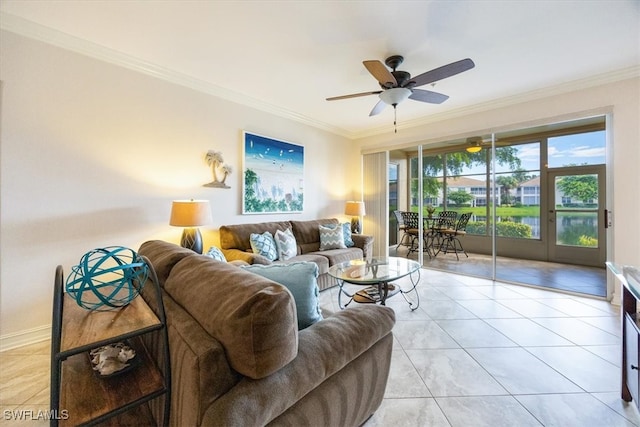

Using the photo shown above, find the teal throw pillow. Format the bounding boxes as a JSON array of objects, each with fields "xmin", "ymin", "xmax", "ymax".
[
  {"xmin": 242, "ymin": 262, "xmax": 323, "ymax": 329},
  {"xmin": 341, "ymin": 222, "xmax": 355, "ymax": 247},
  {"xmin": 249, "ymin": 232, "xmax": 278, "ymax": 261},
  {"xmin": 274, "ymin": 228, "xmax": 297, "ymax": 261},
  {"xmin": 205, "ymin": 246, "xmax": 227, "ymax": 262},
  {"xmin": 318, "ymin": 224, "xmax": 347, "ymax": 250}
]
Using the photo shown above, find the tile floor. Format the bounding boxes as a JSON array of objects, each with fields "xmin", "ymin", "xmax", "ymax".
[
  {"xmin": 0, "ymin": 340, "xmax": 50, "ymax": 426},
  {"xmin": 320, "ymin": 268, "xmax": 639, "ymax": 427},
  {"xmin": 392, "ymin": 245, "xmax": 607, "ymax": 297},
  {"xmin": 1, "ymin": 268, "xmax": 637, "ymax": 426}
]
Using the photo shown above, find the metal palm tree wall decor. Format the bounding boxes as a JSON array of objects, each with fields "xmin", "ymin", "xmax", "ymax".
[{"xmin": 204, "ymin": 150, "xmax": 232, "ymax": 188}]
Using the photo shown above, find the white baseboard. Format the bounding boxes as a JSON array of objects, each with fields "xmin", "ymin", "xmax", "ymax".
[{"xmin": 0, "ymin": 325, "xmax": 51, "ymax": 352}]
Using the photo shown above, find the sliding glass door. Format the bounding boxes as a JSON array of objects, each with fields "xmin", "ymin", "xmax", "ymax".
[
  {"xmin": 547, "ymin": 166, "xmax": 606, "ymax": 267},
  {"xmin": 388, "ymin": 115, "xmax": 609, "ymax": 297}
]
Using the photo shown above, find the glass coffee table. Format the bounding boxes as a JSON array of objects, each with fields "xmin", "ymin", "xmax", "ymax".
[{"xmin": 328, "ymin": 257, "xmax": 420, "ymax": 310}]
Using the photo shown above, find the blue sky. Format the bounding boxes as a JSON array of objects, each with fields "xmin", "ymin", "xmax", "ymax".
[
  {"xmin": 547, "ymin": 131, "xmax": 606, "ymax": 168},
  {"xmin": 499, "ymin": 130, "xmax": 605, "ymax": 173}
]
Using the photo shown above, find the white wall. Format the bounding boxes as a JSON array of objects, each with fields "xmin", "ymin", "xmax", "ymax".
[
  {"xmin": 355, "ymin": 76, "xmax": 640, "ymax": 301},
  {"xmin": 2, "ymin": 29, "xmax": 637, "ymax": 348},
  {"xmin": 0, "ymin": 31, "xmax": 358, "ymax": 348}
]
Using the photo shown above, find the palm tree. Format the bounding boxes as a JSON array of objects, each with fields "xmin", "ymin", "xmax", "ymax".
[
  {"xmin": 220, "ymin": 164, "xmax": 232, "ymax": 186},
  {"xmin": 205, "ymin": 150, "xmax": 224, "ymax": 183},
  {"xmin": 496, "ymin": 175, "xmax": 518, "ymax": 205}
]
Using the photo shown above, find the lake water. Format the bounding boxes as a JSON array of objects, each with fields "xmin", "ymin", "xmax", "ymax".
[{"xmin": 471, "ymin": 214, "xmax": 597, "ymax": 241}]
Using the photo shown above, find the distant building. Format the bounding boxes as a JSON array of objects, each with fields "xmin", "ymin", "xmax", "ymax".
[
  {"xmin": 417, "ymin": 177, "xmax": 502, "ymax": 207},
  {"xmin": 515, "ymin": 176, "xmax": 541, "ymax": 205}
]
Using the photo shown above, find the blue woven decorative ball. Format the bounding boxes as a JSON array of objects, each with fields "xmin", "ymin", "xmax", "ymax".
[{"xmin": 66, "ymin": 246, "xmax": 148, "ymax": 311}]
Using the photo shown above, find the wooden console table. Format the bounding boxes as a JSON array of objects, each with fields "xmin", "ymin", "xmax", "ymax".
[
  {"xmin": 50, "ymin": 257, "xmax": 170, "ymax": 426},
  {"xmin": 607, "ymin": 262, "xmax": 640, "ymax": 407}
]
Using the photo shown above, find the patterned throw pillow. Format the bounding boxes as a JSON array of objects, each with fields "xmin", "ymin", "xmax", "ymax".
[
  {"xmin": 249, "ymin": 231, "xmax": 278, "ymax": 261},
  {"xmin": 205, "ymin": 246, "xmax": 227, "ymax": 262},
  {"xmin": 274, "ymin": 228, "xmax": 297, "ymax": 261},
  {"xmin": 318, "ymin": 224, "xmax": 347, "ymax": 251},
  {"xmin": 342, "ymin": 222, "xmax": 355, "ymax": 247}
]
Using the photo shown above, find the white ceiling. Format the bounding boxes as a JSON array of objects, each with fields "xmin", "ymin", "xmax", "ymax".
[{"xmin": 1, "ymin": 1, "xmax": 639, "ymax": 139}]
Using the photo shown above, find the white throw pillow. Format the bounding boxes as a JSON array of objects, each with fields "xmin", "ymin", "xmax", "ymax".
[{"xmin": 274, "ymin": 228, "xmax": 297, "ymax": 260}]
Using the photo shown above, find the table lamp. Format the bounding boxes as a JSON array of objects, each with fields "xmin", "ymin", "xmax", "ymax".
[
  {"xmin": 345, "ymin": 201, "xmax": 366, "ymax": 234},
  {"xmin": 169, "ymin": 199, "xmax": 212, "ymax": 253}
]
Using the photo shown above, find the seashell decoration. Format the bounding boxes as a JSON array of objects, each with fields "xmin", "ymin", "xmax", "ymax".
[{"xmin": 90, "ymin": 342, "xmax": 136, "ymax": 376}]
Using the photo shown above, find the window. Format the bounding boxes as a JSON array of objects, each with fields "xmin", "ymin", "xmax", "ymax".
[
  {"xmin": 406, "ymin": 126, "xmax": 603, "ymax": 241},
  {"xmin": 548, "ymin": 130, "xmax": 605, "ymax": 168}
]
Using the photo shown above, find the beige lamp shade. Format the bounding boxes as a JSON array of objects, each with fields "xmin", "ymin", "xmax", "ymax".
[
  {"xmin": 169, "ymin": 200, "xmax": 212, "ymax": 227},
  {"xmin": 345, "ymin": 201, "xmax": 366, "ymax": 217}
]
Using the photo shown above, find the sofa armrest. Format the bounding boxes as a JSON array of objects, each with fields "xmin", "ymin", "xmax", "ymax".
[
  {"xmin": 222, "ymin": 248, "xmax": 271, "ymax": 265},
  {"xmin": 201, "ymin": 305, "xmax": 395, "ymax": 426},
  {"xmin": 352, "ymin": 234, "xmax": 374, "ymax": 259},
  {"xmin": 147, "ymin": 294, "xmax": 242, "ymax": 427}
]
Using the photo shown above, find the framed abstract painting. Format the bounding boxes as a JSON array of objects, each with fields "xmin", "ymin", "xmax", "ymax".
[{"xmin": 242, "ymin": 131, "xmax": 304, "ymax": 214}]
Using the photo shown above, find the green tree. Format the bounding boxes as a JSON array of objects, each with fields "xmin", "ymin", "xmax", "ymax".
[
  {"xmin": 244, "ymin": 169, "xmax": 260, "ymax": 212},
  {"xmin": 410, "ymin": 147, "xmax": 522, "ymax": 206},
  {"xmin": 410, "ymin": 147, "xmax": 522, "ymax": 208},
  {"xmin": 496, "ymin": 175, "xmax": 518, "ymax": 205},
  {"xmin": 512, "ymin": 167, "xmax": 533, "ymax": 184},
  {"xmin": 448, "ymin": 189, "xmax": 474, "ymax": 206},
  {"xmin": 556, "ymin": 174, "xmax": 598, "ymax": 203}
]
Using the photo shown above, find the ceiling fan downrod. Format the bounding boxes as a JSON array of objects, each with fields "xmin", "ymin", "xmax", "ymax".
[{"xmin": 393, "ymin": 104, "xmax": 398, "ymax": 133}]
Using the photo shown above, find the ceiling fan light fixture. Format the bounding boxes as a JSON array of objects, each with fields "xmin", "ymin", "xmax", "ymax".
[
  {"xmin": 466, "ymin": 143, "xmax": 482, "ymax": 153},
  {"xmin": 379, "ymin": 87, "xmax": 411, "ymax": 106}
]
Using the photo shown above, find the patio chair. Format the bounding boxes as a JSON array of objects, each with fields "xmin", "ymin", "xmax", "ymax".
[
  {"xmin": 400, "ymin": 211, "xmax": 420, "ymax": 256},
  {"xmin": 393, "ymin": 210, "xmax": 408, "ymax": 250},
  {"xmin": 427, "ymin": 211, "xmax": 458, "ymax": 254},
  {"xmin": 436, "ymin": 212, "xmax": 472, "ymax": 260}
]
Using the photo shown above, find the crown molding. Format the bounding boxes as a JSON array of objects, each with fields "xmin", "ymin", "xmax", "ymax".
[
  {"xmin": 351, "ymin": 65, "xmax": 640, "ymax": 140},
  {"xmin": 0, "ymin": 12, "xmax": 352, "ymax": 138},
  {"xmin": 3, "ymin": 12, "xmax": 637, "ymax": 141}
]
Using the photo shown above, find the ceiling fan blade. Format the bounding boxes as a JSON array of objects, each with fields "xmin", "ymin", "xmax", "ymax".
[
  {"xmin": 363, "ymin": 60, "xmax": 397, "ymax": 88},
  {"xmin": 369, "ymin": 99, "xmax": 387, "ymax": 116},
  {"xmin": 408, "ymin": 58, "xmax": 475, "ymax": 88},
  {"xmin": 409, "ymin": 89, "xmax": 449, "ymax": 104},
  {"xmin": 326, "ymin": 90, "xmax": 382, "ymax": 101}
]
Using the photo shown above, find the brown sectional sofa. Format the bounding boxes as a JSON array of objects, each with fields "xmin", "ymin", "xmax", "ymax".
[
  {"xmin": 219, "ymin": 218, "xmax": 374, "ymax": 290},
  {"xmin": 138, "ymin": 240, "xmax": 395, "ymax": 427}
]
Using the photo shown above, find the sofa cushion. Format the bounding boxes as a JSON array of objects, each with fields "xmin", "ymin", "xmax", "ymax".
[
  {"xmin": 138, "ymin": 240, "xmax": 197, "ymax": 288},
  {"xmin": 277, "ymin": 253, "xmax": 330, "ymax": 276},
  {"xmin": 274, "ymin": 228, "xmax": 297, "ymax": 261},
  {"xmin": 290, "ymin": 218, "xmax": 339, "ymax": 250},
  {"xmin": 220, "ymin": 221, "xmax": 291, "ymax": 251},
  {"xmin": 164, "ymin": 256, "xmax": 298, "ymax": 379},
  {"xmin": 319, "ymin": 224, "xmax": 347, "ymax": 250},
  {"xmin": 242, "ymin": 262, "xmax": 322, "ymax": 330},
  {"xmin": 201, "ymin": 305, "xmax": 396, "ymax": 427},
  {"xmin": 308, "ymin": 247, "xmax": 364, "ymax": 267},
  {"xmin": 250, "ymin": 231, "xmax": 278, "ymax": 261}
]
